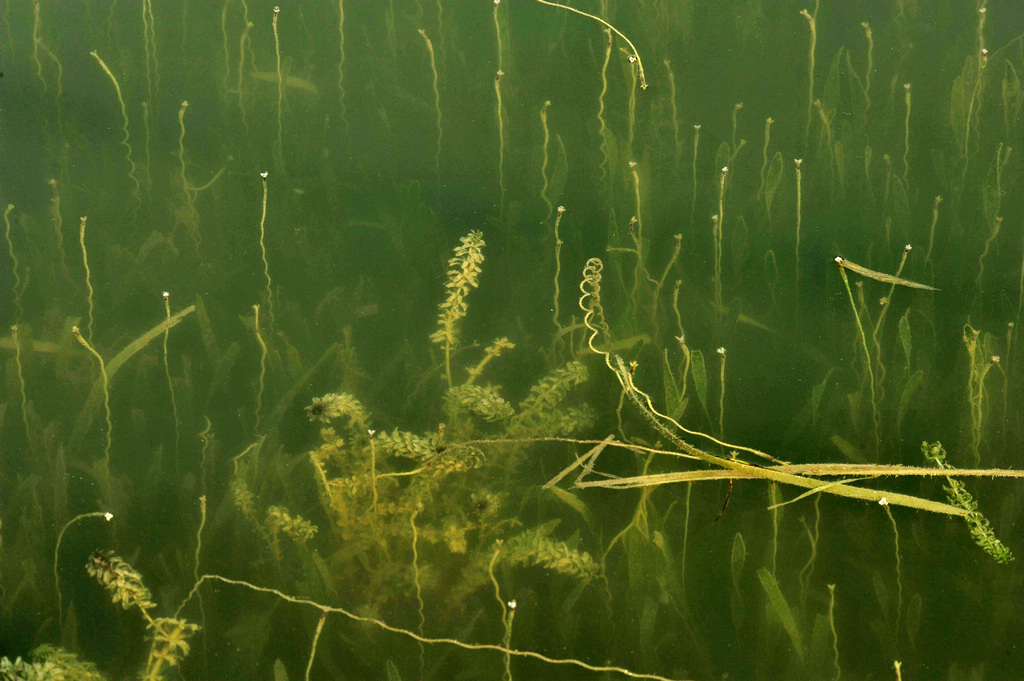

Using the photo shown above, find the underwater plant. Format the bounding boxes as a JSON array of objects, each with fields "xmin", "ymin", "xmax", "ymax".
[{"xmin": 5, "ymin": 2, "xmax": 1024, "ymax": 679}]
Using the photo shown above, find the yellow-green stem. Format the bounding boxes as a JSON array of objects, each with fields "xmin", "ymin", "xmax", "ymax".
[{"xmin": 838, "ymin": 263, "xmax": 880, "ymax": 450}]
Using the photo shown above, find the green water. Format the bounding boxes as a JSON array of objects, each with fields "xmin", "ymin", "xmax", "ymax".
[{"xmin": 1, "ymin": 0, "xmax": 1023, "ymax": 679}]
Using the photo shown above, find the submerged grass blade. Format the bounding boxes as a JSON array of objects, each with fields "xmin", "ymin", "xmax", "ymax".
[
  {"xmin": 71, "ymin": 305, "xmax": 196, "ymax": 448},
  {"xmin": 543, "ymin": 434, "xmax": 614, "ymax": 489},
  {"xmin": 757, "ymin": 567, "xmax": 805, "ymax": 661},
  {"xmin": 835, "ymin": 256, "xmax": 938, "ymax": 290},
  {"xmin": 571, "ymin": 461, "xmax": 1017, "ymax": 517}
]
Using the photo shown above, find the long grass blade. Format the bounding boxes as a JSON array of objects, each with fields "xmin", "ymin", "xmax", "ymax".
[
  {"xmin": 71, "ymin": 305, "xmax": 196, "ymax": 447},
  {"xmin": 757, "ymin": 568, "xmax": 805, "ymax": 660},
  {"xmin": 835, "ymin": 256, "xmax": 938, "ymax": 290}
]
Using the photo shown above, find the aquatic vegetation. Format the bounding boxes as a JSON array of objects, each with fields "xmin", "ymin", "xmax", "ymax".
[
  {"xmin": 430, "ymin": 230, "xmax": 486, "ymax": 389},
  {"xmin": 271, "ymin": 5, "xmax": 285, "ymax": 173},
  {"xmin": 5, "ymin": 1, "xmax": 1024, "ymax": 679},
  {"xmin": 0, "ymin": 645, "xmax": 103, "ymax": 681},
  {"xmin": 923, "ymin": 441, "xmax": 1013, "ymax": 563},
  {"xmin": 800, "ymin": 4, "xmax": 818, "ymax": 146},
  {"xmin": 85, "ymin": 549, "xmax": 156, "ymax": 612},
  {"xmin": 85, "ymin": 550, "xmax": 201, "ymax": 680},
  {"xmin": 419, "ymin": 28, "xmax": 442, "ymax": 179},
  {"xmin": 88, "ymin": 51, "xmax": 140, "ymax": 212}
]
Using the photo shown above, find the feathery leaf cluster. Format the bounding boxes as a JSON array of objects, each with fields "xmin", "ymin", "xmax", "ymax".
[
  {"xmin": 430, "ymin": 230, "xmax": 485, "ymax": 348},
  {"xmin": 448, "ymin": 384, "xmax": 515, "ymax": 422},
  {"xmin": 503, "ymin": 523, "xmax": 598, "ymax": 582},
  {"xmin": 922, "ymin": 441, "xmax": 1013, "ymax": 563},
  {"xmin": 85, "ymin": 550, "xmax": 156, "ymax": 612}
]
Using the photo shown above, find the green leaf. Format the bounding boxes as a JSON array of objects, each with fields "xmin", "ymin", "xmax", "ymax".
[
  {"xmin": 549, "ymin": 134, "xmax": 569, "ymax": 209},
  {"xmin": 809, "ymin": 613, "xmax": 831, "ymax": 675},
  {"xmin": 765, "ymin": 152, "xmax": 783, "ymax": 215},
  {"xmin": 897, "ymin": 370, "xmax": 923, "ymax": 431},
  {"xmin": 811, "ymin": 369, "xmax": 833, "ymax": 424},
  {"xmin": 194, "ymin": 295, "xmax": 219, "ymax": 363},
  {"xmin": 71, "ymin": 305, "xmax": 197, "ymax": 448},
  {"xmin": 983, "ymin": 149, "xmax": 1003, "ymax": 228},
  {"xmin": 715, "ymin": 141, "xmax": 731, "ymax": 175},
  {"xmin": 730, "ymin": 215, "xmax": 749, "ymax": 273},
  {"xmin": 757, "ymin": 568, "xmax": 805, "ymax": 661},
  {"xmin": 663, "ymin": 350, "xmax": 681, "ymax": 420},
  {"xmin": 843, "ymin": 48, "xmax": 869, "ymax": 127},
  {"xmin": 730, "ymin": 532, "xmax": 747, "ymax": 628},
  {"xmin": 730, "ymin": 532, "xmax": 747, "ymax": 591},
  {"xmin": 690, "ymin": 349, "xmax": 708, "ymax": 413},
  {"xmin": 640, "ymin": 596, "xmax": 659, "ymax": 664},
  {"xmin": 1002, "ymin": 61, "xmax": 1021, "ymax": 135},
  {"xmin": 950, "ymin": 56, "xmax": 977, "ymax": 151},
  {"xmin": 546, "ymin": 486, "xmax": 594, "ymax": 526},
  {"xmin": 279, "ymin": 333, "xmax": 304, "ymax": 379},
  {"xmin": 822, "ymin": 47, "xmax": 843, "ymax": 108},
  {"xmin": 764, "ymin": 249, "xmax": 779, "ymax": 289},
  {"xmin": 830, "ymin": 434, "xmax": 867, "ymax": 464},
  {"xmin": 206, "ymin": 342, "xmax": 241, "ymax": 410},
  {"xmin": 898, "ymin": 309, "xmax": 912, "ymax": 367},
  {"xmin": 906, "ymin": 593, "xmax": 923, "ymax": 647},
  {"xmin": 931, "ymin": 147, "xmax": 950, "ymax": 189},
  {"xmin": 834, "ymin": 140, "xmax": 846, "ymax": 192},
  {"xmin": 871, "ymin": 571, "xmax": 890, "ymax": 618}
]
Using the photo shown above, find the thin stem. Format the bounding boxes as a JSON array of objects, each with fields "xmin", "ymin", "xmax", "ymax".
[
  {"xmin": 178, "ymin": 574, "xmax": 678, "ymax": 681},
  {"xmin": 534, "ymin": 0, "xmax": 647, "ymax": 89},
  {"xmin": 55, "ymin": 511, "xmax": 113, "ymax": 624},
  {"xmin": 837, "ymin": 262, "xmax": 880, "ymax": 451}
]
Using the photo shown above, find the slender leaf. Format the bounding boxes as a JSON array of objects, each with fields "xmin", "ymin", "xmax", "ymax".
[
  {"xmin": 765, "ymin": 152, "xmax": 783, "ymax": 215},
  {"xmin": 834, "ymin": 140, "xmax": 846, "ymax": 192},
  {"xmin": 898, "ymin": 309, "xmax": 912, "ymax": 367},
  {"xmin": 730, "ymin": 532, "xmax": 747, "ymax": 628},
  {"xmin": 71, "ymin": 306, "xmax": 196, "ymax": 447},
  {"xmin": 546, "ymin": 486, "xmax": 594, "ymax": 526},
  {"xmin": 730, "ymin": 532, "xmax": 747, "ymax": 591},
  {"xmin": 811, "ymin": 369, "xmax": 833, "ymax": 424},
  {"xmin": 690, "ymin": 349, "xmax": 708, "ymax": 413},
  {"xmin": 715, "ymin": 141, "xmax": 731, "ymax": 175},
  {"xmin": 897, "ymin": 370, "xmax": 924, "ymax": 431},
  {"xmin": 549, "ymin": 134, "xmax": 569, "ymax": 209},
  {"xmin": 757, "ymin": 568, "xmax": 805, "ymax": 661},
  {"xmin": 663, "ymin": 350, "xmax": 681, "ymax": 420}
]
